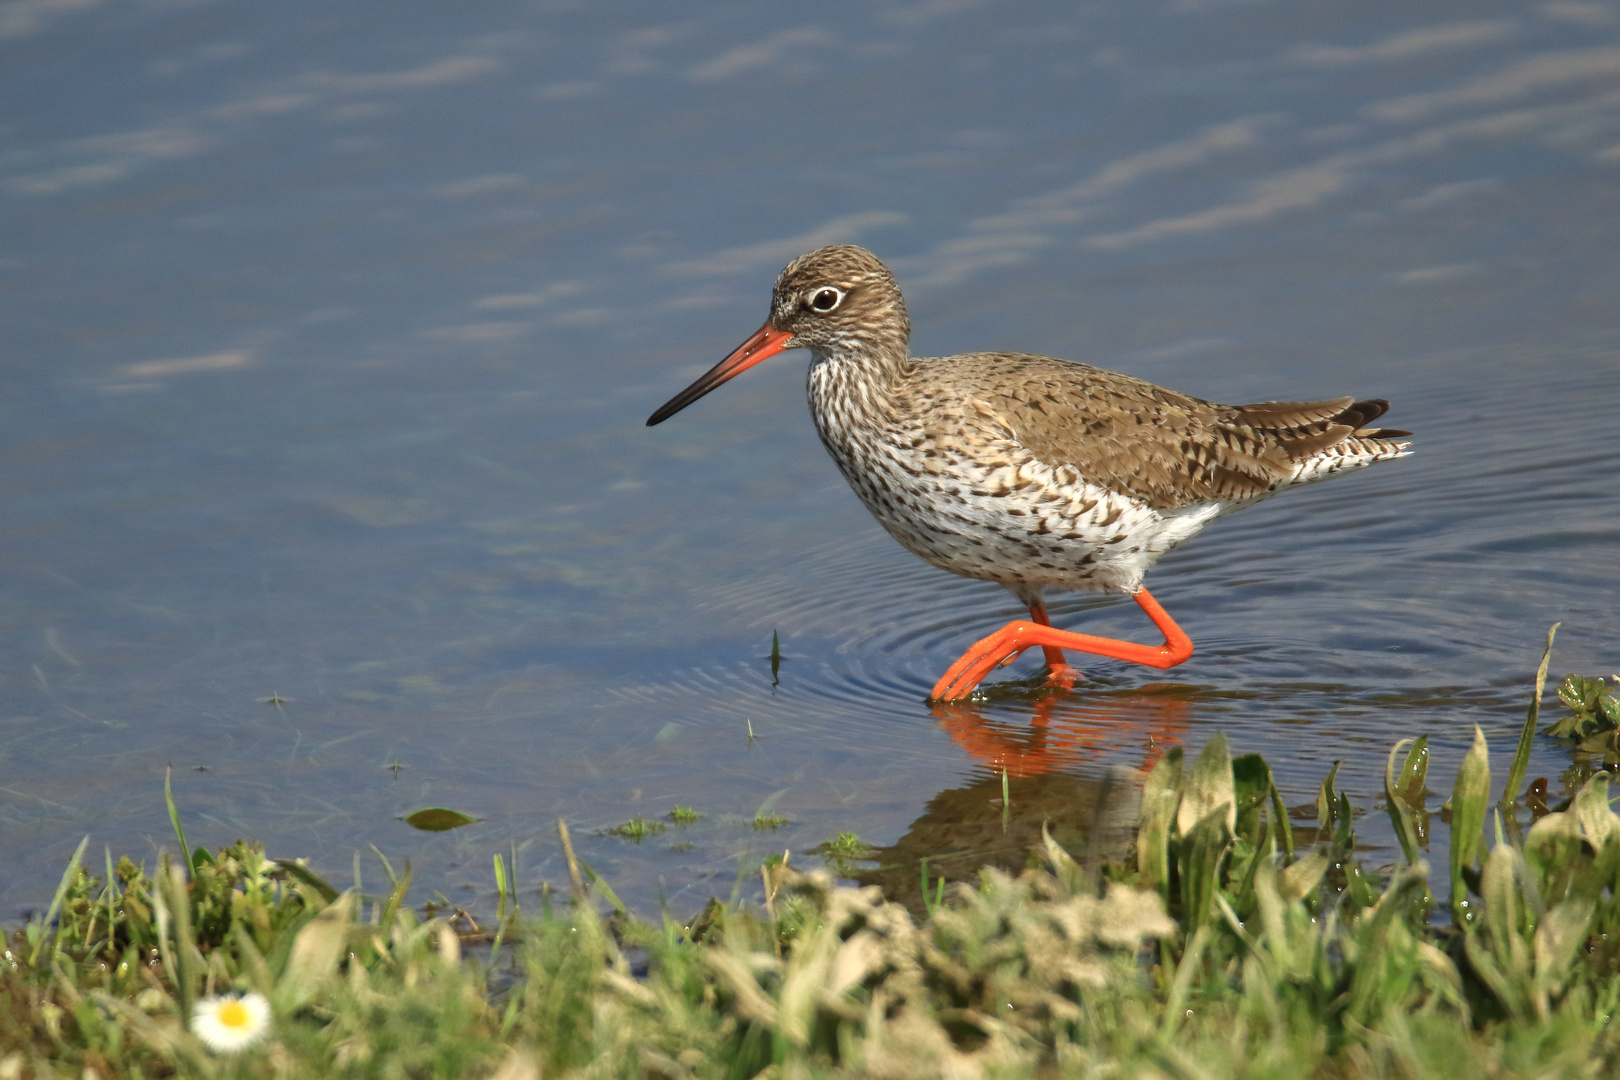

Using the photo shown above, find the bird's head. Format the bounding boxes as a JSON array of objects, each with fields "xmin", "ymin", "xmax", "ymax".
[{"xmin": 647, "ymin": 244, "xmax": 909, "ymax": 426}]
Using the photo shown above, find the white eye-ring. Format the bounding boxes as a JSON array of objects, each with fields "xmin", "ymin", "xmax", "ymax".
[{"xmin": 806, "ymin": 287, "xmax": 846, "ymax": 313}]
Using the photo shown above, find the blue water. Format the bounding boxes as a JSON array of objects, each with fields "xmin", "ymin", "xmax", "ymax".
[{"xmin": 3, "ymin": 0, "xmax": 1618, "ymax": 915}]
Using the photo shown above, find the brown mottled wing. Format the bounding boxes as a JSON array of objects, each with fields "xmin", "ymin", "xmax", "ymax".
[{"xmin": 930, "ymin": 353, "xmax": 1398, "ymax": 509}]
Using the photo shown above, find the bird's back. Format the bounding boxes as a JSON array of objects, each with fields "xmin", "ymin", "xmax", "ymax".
[{"xmin": 898, "ymin": 352, "xmax": 1411, "ymax": 509}]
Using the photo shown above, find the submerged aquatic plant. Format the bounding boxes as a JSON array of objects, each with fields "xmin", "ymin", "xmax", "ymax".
[
  {"xmin": 1549, "ymin": 672, "xmax": 1620, "ymax": 739},
  {"xmin": 605, "ymin": 815, "xmax": 666, "ymax": 842}
]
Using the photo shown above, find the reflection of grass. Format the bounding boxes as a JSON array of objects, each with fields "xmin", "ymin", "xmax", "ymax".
[
  {"xmin": 668, "ymin": 806, "xmax": 703, "ymax": 825},
  {"xmin": 13, "ymin": 629, "xmax": 1620, "ymax": 1076},
  {"xmin": 604, "ymin": 815, "xmax": 665, "ymax": 842}
]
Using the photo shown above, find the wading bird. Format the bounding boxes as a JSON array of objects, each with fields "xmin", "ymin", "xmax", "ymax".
[{"xmin": 648, "ymin": 245, "xmax": 1410, "ymax": 701}]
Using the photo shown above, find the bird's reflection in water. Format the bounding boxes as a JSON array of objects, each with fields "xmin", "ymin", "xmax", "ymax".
[
  {"xmin": 851, "ymin": 685, "xmax": 1193, "ymax": 916},
  {"xmin": 936, "ymin": 681, "xmax": 1194, "ymax": 777}
]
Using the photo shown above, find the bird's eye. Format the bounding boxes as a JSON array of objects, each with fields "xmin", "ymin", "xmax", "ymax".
[{"xmin": 807, "ymin": 287, "xmax": 845, "ymax": 312}]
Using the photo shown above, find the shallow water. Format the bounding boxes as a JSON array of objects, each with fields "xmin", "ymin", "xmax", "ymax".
[{"xmin": 3, "ymin": 0, "xmax": 1619, "ymax": 916}]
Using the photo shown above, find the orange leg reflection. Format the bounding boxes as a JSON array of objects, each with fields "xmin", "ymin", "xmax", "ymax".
[{"xmin": 932, "ymin": 686, "xmax": 1191, "ymax": 777}]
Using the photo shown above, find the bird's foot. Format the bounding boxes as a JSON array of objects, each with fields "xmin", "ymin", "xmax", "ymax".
[
  {"xmin": 1043, "ymin": 662, "xmax": 1081, "ymax": 691},
  {"xmin": 930, "ymin": 621, "xmax": 1047, "ymax": 702},
  {"xmin": 927, "ymin": 591, "xmax": 1193, "ymax": 703}
]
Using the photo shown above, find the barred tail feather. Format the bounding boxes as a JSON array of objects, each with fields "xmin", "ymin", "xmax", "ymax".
[{"xmin": 1286, "ymin": 433, "xmax": 1412, "ymax": 486}]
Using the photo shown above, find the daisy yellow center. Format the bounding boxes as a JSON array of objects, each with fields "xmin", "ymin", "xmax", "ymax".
[{"xmin": 216, "ymin": 1000, "xmax": 251, "ymax": 1029}]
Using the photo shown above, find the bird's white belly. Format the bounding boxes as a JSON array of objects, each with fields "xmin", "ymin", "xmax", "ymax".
[{"xmin": 820, "ymin": 423, "xmax": 1223, "ymax": 596}]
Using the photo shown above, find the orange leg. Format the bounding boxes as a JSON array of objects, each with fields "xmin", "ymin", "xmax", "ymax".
[
  {"xmin": 1010, "ymin": 602, "xmax": 1080, "ymax": 690},
  {"xmin": 929, "ymin": 587, "xmax": 1193, "ymax": 702}
]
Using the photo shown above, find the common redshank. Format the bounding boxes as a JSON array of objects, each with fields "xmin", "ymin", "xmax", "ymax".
[{"xmin": 648, "ymin": 245, "xmax": 1411, "ymax": 701}]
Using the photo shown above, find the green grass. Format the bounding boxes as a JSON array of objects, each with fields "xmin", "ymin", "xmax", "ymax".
[
  {"xmin": 667, "ymin": 806, "xmax": 704, "ymax": 825},
  {"xmin": 751, "ymin": 812, "xmax": 789, "ymax": 831},
  {"xmin": 4, "ymin": 628, "xmax": 1619, "ymax": 1078}
]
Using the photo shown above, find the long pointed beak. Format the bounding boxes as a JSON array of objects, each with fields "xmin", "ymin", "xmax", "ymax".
[{"xmin": 646, "ymin": 323, "xmax": 795, "ymax": 426}]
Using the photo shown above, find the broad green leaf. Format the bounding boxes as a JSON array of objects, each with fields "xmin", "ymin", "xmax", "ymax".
[
  {"xmin": 1231, "ymin": 753, "xmax": 1271, "ymax": 838},
  {"xmin": 1279, "ymin": 851, "xmax": 1329, "ymax": 902},
  {"xmin": 1472, "ymin": 845, "xmax": 1533, "ymax": 1020},
  {"xmin": 1177, "ymin": 734, "xmax": 1235, "ymax": 837},
  {"xmin": 1316, "ymin": 761, "xmax": 1342, "ymax": 834},
  {"xmin": 1393, "ymin": 735, "xmax": 1429, "ymax": 803},
  {"xmin": 279, "ymin": 890, "xmax": 355, "ymax": 1011},
  {"xmin": 1450, "ymin": 725, "xmax": 1490, "ymax": 928},
  {"xmin": 1571, "ymin": 774, "xmax": 1617, "ymax": 848},
  {"xmin": 1137, "ymin": 747, "xmax": 1181, "ymax": 899},
  {"xmin": 1385, "ymin": 739, "xmax": 1422, "ymax": 865},
  {"xmin": 1533, "ymin": 898, "xmax": 1595, "ymax": 1007},
  {"xmin": 1180, "ymin": 808, "xmax": 1233, "ymax": 931},
  {"xmin": 276, "ymin": 858, "xmax": 340, "ymax": 903}
]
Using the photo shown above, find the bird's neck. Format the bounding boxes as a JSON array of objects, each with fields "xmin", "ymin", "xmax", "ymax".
[
  {"xmin": 808, "ymin": 338, "xmax": 909, "ymax": 412},
  {"xmin": 805, "ymin": 341, "xmax": 913, "ymax": 471}
]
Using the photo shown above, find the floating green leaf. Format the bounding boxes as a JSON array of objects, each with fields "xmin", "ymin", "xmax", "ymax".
[{"xmin": 403, "ymin": 807, "xmax": 482, "ymax": 832}]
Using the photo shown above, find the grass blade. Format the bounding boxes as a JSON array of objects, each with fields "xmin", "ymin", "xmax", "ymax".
[
  {"xmin": 1502, "ymin": 623, "xmax": 1559, "ymax": 814},
  {"xmin": 27, "ymin": 835, "xmax": 88, "ymax": 967},
  {"xmin": 164, "ymin": 765, "xmax": 190, "ymax": 877},
  {"xmin": 369, "ymin": 843, "xmax": 399, "ymax": 888}
]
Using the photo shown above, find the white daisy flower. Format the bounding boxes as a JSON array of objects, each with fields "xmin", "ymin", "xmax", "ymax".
[{"xmin": 191, "ymin": 991, "xmax": 271, "ymax": 1053}]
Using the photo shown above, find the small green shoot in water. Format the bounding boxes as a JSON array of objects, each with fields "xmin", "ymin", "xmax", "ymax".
[
  {"xmin": 606, "ymin": 815, "xmax": 666, "ymax": 842},
  {"xmin": 919, "ymin": 857, "xmax": 947, "ymax": 917},
  {"xmin": 747, "ymin": 718, "xmax": 757, "ymax": 743},
  {"xmin": 1001, "ymin": 768, "xmax": 1011, "ymax": 832},
  {"xmin": 668, "ymin": 806, "xmax": 704, "ymax": 825},
  {"xmin": 752, "ymin": 812, "xmax": 789, "ymax": 831},
  {"xmin": 770, "ymin": 630, "xmax": 781, "ymax": 686}
]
